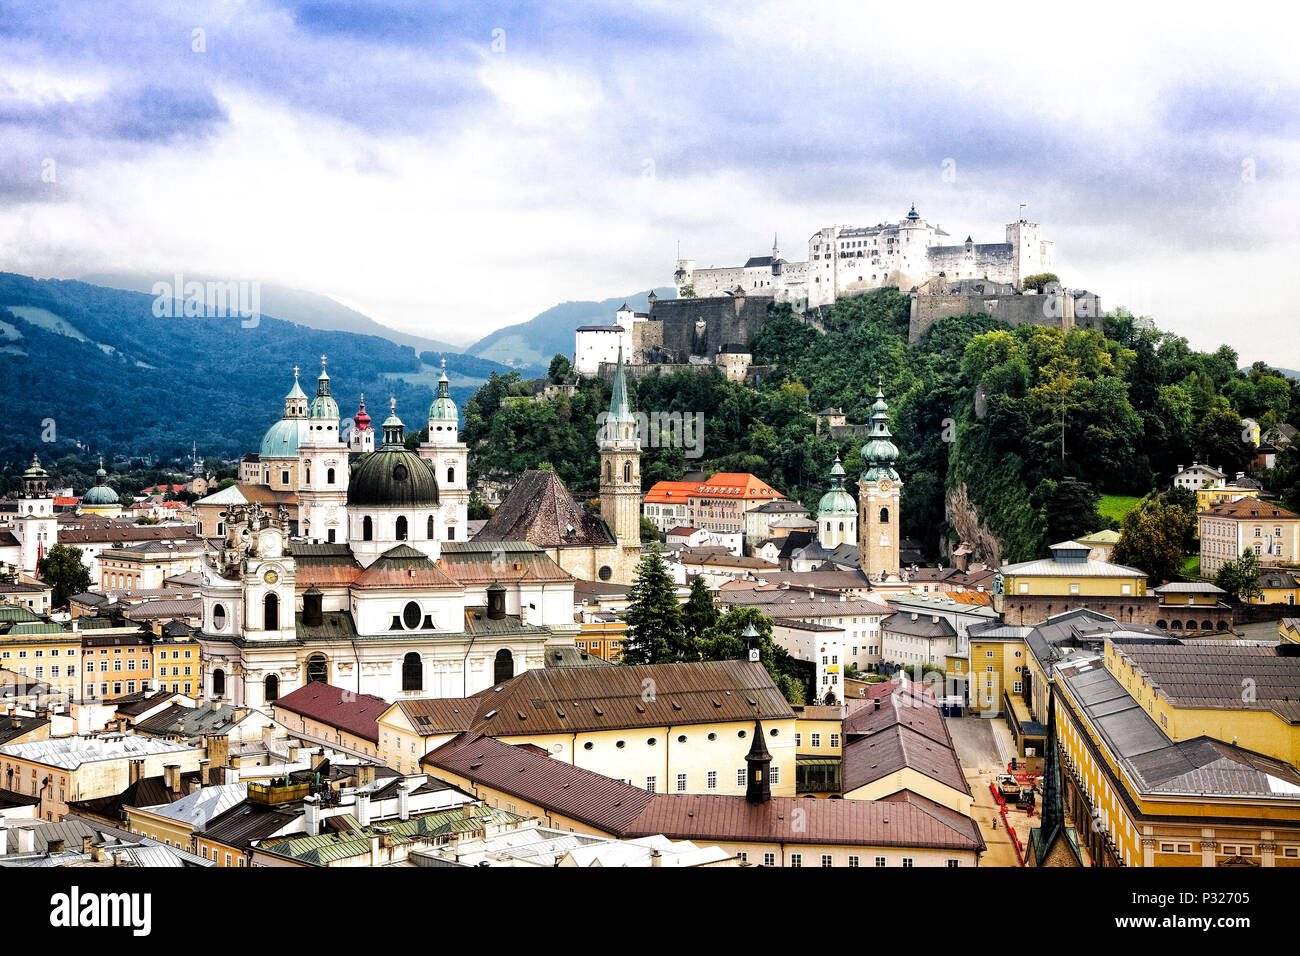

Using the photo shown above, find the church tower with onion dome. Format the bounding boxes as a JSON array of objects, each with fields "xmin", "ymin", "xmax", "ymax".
[
  {"xmin": 297, "ymin": 355, "xmax": 349, "ymax": 543},
  {"xmin": 858, "ymin": 380, "xmax": 902, "ymax": 580},
  {"xmin": 418, "ymin": 358, "xmax": 470, "ymax": 543},
  {"xmin": 349, "ymin": 393, "xmax": 375, "ymax": 454}
]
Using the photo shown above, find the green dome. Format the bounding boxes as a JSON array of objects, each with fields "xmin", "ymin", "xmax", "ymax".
[
  {"xmin": 82, "ymin": 484, "xmax": 119, "ymax": 505},
  {"xmin": 308, "ymin": 358, "xmax": 340, "ymax": 420},
  {"xmin": 428, "ymin": 360, "xmax": 458, "ymax": 422},
  {"xmin": 860, "ymin": 383, "xmax": 900, "ymax": 482},
  {"xmin": 817, "ymin": 455, "xmax": 856, "ymax": 515},
  {"xmin": 260, "ymin": 417, "xmax": 310, "ymax": 458},
  {"xmin": 347, "ymin": 449, "xmax": 440, "ymax": 508}
]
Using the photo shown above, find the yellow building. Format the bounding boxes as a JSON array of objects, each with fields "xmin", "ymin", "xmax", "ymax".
[
  {"xmin": 380, "ymin": 660, "xmax": 798, "ymax": 796},
  {"xmin": 81, "ymin": 629, "xmax": 155, "ymax": 701},
  {"xmin": 1281, "ymin": 617, "xmax": 1300, "ymax": 644},
  {"xmin": 271, "ymin": 682, "xmax": 387, "ymax": 761},
  {"xmin": 576, "ymin": 618, "xmax": 626, "ymax": 662},
  {"xmin": 1000, "ymin": 540, "xmax": 1147, "ymax": 599},
  {"xmin": 1052, "ymin": 649, "xmax": 1300, "ymax": 867},
  {"xmin": 1195, "ymin": 483, "xmax": 1261, "ymax": 512},
  {"xmin": 151, "ymin": 628, "xmax": 201, "ymax": 696},
  {"xmin": 0, "ymin": 615, "xmax": 81, "ymax": 705},
  {"xmin": 1254, "ymin": 570, "xmax": 1299, "ymax": 606},
  {"xmin": 124, "ymin": 780, "xmax": 247, "ymax": 852},
  {"xmin": 1199, "ymin": 497, "xmax": 1300, "ymax": 577},
  {"xmin": 966, "ymin": 622, "xmax": 1032, "ymax": 717},
  {"xmin": 424, "ymin": 730, "xmax": 983, "ymax": 867}
]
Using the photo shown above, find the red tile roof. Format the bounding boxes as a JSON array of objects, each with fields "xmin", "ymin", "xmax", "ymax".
[{"xmin": 272, "ymin": 682, "xmax": 389, "ymax": 743}]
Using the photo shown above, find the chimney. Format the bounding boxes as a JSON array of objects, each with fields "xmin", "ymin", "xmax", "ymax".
[
  {"xmin": 288, "ymin": 746, "xmax": 300, "ymax": 765},
  {"xmin": 16, "ymin": 827, "xmax": 35, "ymax": 854},
  {"xmin": 303, "ymin": 794, "xmax": 320, "ymax": 837},
  {"xmin": 303, "ymin": 586, "xmax": 324, "ymax": 627},
  {"xmin": 199, "ymin": 758, "xmax": 211, "ymax": 785},
  {"xmin": 487, "ymin": 581, "xmax": 506, "ymax": 620},
  {"xmin": 355, "ymin": 790, "xmax": 372, "ymax": 827},
  {"xmin": 650, "ymin": 848, "xmax": 662, "ymax": 867},
  {"xmin": 356, "ymin": 764, "xmax": 375, "ymax": 787},
  {"xmin": 128, "ymin": 758, "xmax": 145, "ymax": 785},
  {"xmin": 81, "ymin": 835, "xmax": 93, "ymax": 853},
  {"xmin": 47, "ymin": 838, "xmax": 64, "ymax": 854},
  {"xmin": 164, "ymin": 763, "xmax": 181, "ymax": 792},
  {"xmin": 210, "ymin": 699, "xmax": 221, "ymax": 712},
  {"xmin": 207, "ymin": 734, "xmax": 229, "ymax": 770},
  {"xmin": 397, "ymin": 779, "xmax": 412, "ymax": 821}
]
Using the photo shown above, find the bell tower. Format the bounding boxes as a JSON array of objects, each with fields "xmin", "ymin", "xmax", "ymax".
[
  {"xmin": 858, "ymin": 381, "xmax": 902, "ymax": 580},
  {"xmin": 298, "ymin": 355, "xmax": 349, "ymax": 544},
  {"xmin": 419, "ymin": 358, "xmax": 470, "ymax": 543},
  {"xmin": 16, "ymin": 454, "xmax": 56, "ymax": 572},
  {"xmin": 599, "ymin": 345, "xmax": 642, "ymax": 580}
]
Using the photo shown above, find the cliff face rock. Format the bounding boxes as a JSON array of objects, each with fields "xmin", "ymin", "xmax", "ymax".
[{"xmin": 945, "ymin": 481, "xmax": 1002, "ymax": 567}]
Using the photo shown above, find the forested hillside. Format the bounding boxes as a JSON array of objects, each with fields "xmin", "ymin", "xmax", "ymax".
[{"xmin": 463, "ymin": 289, "xmax": 1300, "ymax": 566}]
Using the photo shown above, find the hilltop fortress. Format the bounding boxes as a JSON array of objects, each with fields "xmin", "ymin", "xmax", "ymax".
[
  {"xmin": 675, "ymin": 205, "xmax": 1054, "ymax": 310},
  {"xmin": 575, "ymin": 206, "xmax": 1100, "ymax": 379}
]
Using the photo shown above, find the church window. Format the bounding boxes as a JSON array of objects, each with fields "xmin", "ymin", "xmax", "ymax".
[
  {"xmin": 363, "ymin": 516, "xmax": 374, "ymax": 540},
  {"xmin": 402, "ymin": 652, "xmax": 422, "ymax": 691},
  {"xmin": 427, "ymin": 515, "xmax": 435, "ymax": 539},
  {"xmin": 447, "ymin": 526, "xmax": 455, "ymax": 541},
  {"xmin": 402, "ymin": 601, "xmax": 421, "ymax": 629},
  {"xmin": 447, "ymin": 466, "xmax": 455, "ymax": 484},
  {"xmin": 264, "ymin": 674, "xmax": 279, "ymax": 702},
  {"xmin": 281, "ymin": 470, "xmax": 290, "ymax": 485},
  {"xmin": 212, "ymin": 668, "xmax": 225, "ymax": 696},
  {"xmin": 879, "ymin": 507, "xmax": 890, "ymax": 524},
  {"xmin": 839, "ymin": 521, "xmax": 845, "ymax": 532},
  {"xmin": 605, "ymin": 461, "xmax": 611, "ymax": 480},
  {"xmin": 494, "ymin": 648, "xmax": 514, "ymax": 684},
  {"xmin": 306, "ymin": 654, "xmax": 328, "ymax": 684},
  {"xmin": 623, "ymin": 461, "xmax": 632, "ymax": 482},
  {"xmin": 396, "ymin": 516, "xmax": 408, "ymax": 540},
  {"xmin": 263, "ymin": 592, "xmax": 279, "ymax": 630},
  {"xmin": 304, "ymin": 464, "xmax": 310, "ymax": 484},
  {"xmin": 327, "ymin": 467, "xmax": 335, "ymax": 484},
  {"xmin": 598, "ymin": 565, "xmax": 613, "ymax": 582},
  {"xmin": 393, "ymin": 463, "xmax": 409, "ymax": 482},
  {"xmin": 212, "ymin": 604, "xmax": 226, "ymax": 630}
]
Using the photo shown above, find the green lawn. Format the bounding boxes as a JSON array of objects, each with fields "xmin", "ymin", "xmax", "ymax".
[
  {"xmin": 1183, "ymin": 554, "xmax": 1201, "ymax": 578},
  {"xmin": 1098, "ymin": 494, "xmax": 1143, "ymax": 524}
]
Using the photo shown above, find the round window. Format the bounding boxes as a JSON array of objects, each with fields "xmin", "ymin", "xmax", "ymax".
[
  {"xmin": 213, "ymin": 604, "xmax": 226, "ymax": 630},
  {"xmin": 598, "ymin": 565, "xmax": 613, "ymax": 581},
  {"xmin": 616, "ymin": 740, "xmax": 625, "ymax": 749},
  {"xmin": 402, "ymin": 601, "xmax": 421, "ymax": 629},
  {"xmin": 583, "ymin": 741, "xmax": 593, "ymax": 751},
  {"xmin": 393, "ymin": 463, "xmax": 409, "ymax": 482}
]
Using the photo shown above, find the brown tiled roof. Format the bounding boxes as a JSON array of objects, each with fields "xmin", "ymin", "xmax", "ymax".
[
  {"xmin": 464, "ymin": 660, "xmax": 793, "ymax": 735},
  {"xmin": 424, "ymin": 733, "xmax": 656, "ymax": 832},
  {"xmin": 394, "ymin": 698, "xmax": 482, "ymax": 735},
  {"xmin": 438, "ymin": 542, "xmax": 574, "ymax": 585},
  {"xmin": 841, "ymin": 694, "xmax": 969, "ymax": 797},
  {"xmin": 353, "ymin": 545, "xmax": 459, "ymax": 590},
  {"xmin": 473, "ymin": 470, "xmax": 615, "ymax": 548},
  {"xmin": 56, "ymin": 524, "xmax": 201, "ymax": 545},
  {"xmin": 425, "ymin": 735, "xmax": 981, "ymax": 850},
  {"xmin": 272, "ymin": 682, "xmax": 389, "ymax": 743},
  {"xmin": 1201, "ymin": 497, "xmax": 1297, "ymax": 519}
]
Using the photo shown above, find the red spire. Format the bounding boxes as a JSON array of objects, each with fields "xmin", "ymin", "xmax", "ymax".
[{"xmin": 354, "ymin": 394, "xmax": 371, "ymax": 431}]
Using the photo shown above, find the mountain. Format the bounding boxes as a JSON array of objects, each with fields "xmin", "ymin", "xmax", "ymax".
[
  {"xmin": 465, "ymin": 288, "xmax": 675, "ymax": 372},
  {"xmin": 0, "ymin": 273, "xmax": 516, "ymax": 467},
  {"xmin": 81, "ymin": 271, "xmax": 462, "ymax": 355}
]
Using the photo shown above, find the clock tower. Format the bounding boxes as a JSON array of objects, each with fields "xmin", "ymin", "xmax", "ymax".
[{"xmin": 858, "ymin": 382, "xmax": 902, "ymax": 580}]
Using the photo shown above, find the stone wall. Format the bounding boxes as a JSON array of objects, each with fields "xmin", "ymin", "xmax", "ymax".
[{"xmin": 909, "ymin": 289, "xmax": 1102, "ymax": 343}]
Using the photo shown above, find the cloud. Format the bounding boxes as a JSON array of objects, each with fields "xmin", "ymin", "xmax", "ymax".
[{"xmin": 0, "ymin": 0, "xmax": 1297, "ymax": 364}]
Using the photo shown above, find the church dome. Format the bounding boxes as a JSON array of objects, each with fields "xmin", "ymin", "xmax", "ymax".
[
  {"xmin": 82, "ymin": 460, "xmax": 119, "ymax": 505},
  {"xmin": 346, "ymin": 400, "xmax": 438, "ymax": 507},
  {"xmin": 308, "ymin": 357, "xmax": 340, "ymax": 421},
  {"xmin": 817, "ymin": 456, "xmax": 855, "ymax": 515},
  {"xmin": 347, "ymin": 449, "xmax": 440, "ymax": 508},
  {"xmin": 428, "ymin": 360, "xmax": 458, "ymax": 422},
  {"xmin": 260, "ymin": 417, "xmax": 310, "ymax": 458}
]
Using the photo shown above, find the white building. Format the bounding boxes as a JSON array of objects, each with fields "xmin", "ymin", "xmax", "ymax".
[{"xmin": 574, "ymin": 304, "xmax": 643, "ymax": 375}]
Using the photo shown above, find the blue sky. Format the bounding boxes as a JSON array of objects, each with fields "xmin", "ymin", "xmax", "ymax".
[{"xmin": 1, "ymin": 1, "xmax": 1296, "ymax": 363}]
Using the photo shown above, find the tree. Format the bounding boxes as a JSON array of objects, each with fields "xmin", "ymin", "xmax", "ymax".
[
  {"xmin": 1111, "ymin": 493, "xmax": 1195, "ymax": 582},
  {"xmin": 37, "ymin": 543, "xmax": 92, "ymax": 608},
  {"xmin": 1215, "ymin": 550, "xmax": 1263, "ymax": 602},
  {"xmin": 682, "ymin": 577, "xmax": 719, "ymax": 649},
  {"xmin": 547, "ymin": 353, "xmax": 572, "ymax": 384},
  {"xmin": 1021, "ymin": 273, "xmax": 1060, "ymax": 293},
  {"xmin": 621, "ymin": 546, "xmax": 684, "ymax": 664},
  {"xmin": 678, "ymin": 284, "xmax": 696, "ymax": 299},
  {"xmin": 698, "ymin": 606, "xmax": 808, "ymax": 705},
  {"xmin": 639, "ymin": 516, "xmax": 660, "ymax": 543},
  {"xmin": 467, "ymin": 491, "xmax": 493, "ymax": 520},
  {"xmin": 1031, "ymin": 476, "xmax": 1103, "ymax": 547}
]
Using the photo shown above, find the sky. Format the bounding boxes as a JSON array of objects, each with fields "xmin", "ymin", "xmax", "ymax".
[{"xmin": 1, "ymin": 1, "xmax": 1297, "ymax": 363}]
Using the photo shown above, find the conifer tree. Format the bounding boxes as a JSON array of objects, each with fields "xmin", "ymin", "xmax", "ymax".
[{"xmin": 622, "ymin": 545, "xmax": 684, "ymax": 665}]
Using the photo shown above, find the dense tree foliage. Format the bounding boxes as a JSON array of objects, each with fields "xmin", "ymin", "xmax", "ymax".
[{"xmin": 37, "ymin": 543, "xmax": 92, "ymax": 608}]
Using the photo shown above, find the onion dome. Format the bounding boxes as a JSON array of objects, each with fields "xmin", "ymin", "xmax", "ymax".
[
  {"xmin": 428, "ymin": 358, "xmax": 458, "ymax": 422},
  {"xmin": 817, "ymin": 455, "xmax": 856, "ymax": 515},
  {"xmin": 860, "ymin": 380, "xmax": 900, "ymax": 482},
  {"xmin": 353, "ymin": 393, "xmax": 371, "ymax": 431},
  {"xmin": 82, "ymin": 456, "xmax": 120, "ymax": 505},
  {"xmin": 347, "ymin": 398, "xmax": 440, "ymax": 508},
  {"xmin": 308, "ymin": 354, "xmax": 340, "ymax": 421}
]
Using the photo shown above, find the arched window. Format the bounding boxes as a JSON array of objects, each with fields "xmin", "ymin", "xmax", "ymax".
[
  {"xmin": 304, "ymin": 463, "xmax": 311, "ymax": 484},
  {"xmin": 447, "ymin": 466, "xmax": 455, "ymax": 484},
  {"xmin": 212, "ymin": 604, "xmax": 226, "ymax": 631},
  {"xmin": 264, "ymin": 674, "xmax": 279, "ymax": 702},
  {"xmin": 605, "ymin": 461, "xmax": 611, "ymax": 480},
  {"xmin": 362, "ymin": 515, "xmax": 373, "ymax": 541},
  {"xmin": 306, "ymin": 654, "xmax": 328, "ymax": 684},
  {"xmin": 263, "ymin": 592, "xmax": 279, "ymax": 630},
  {"xmin": 212, "ymin": 668, "xmax": 225, "ymax": 697},
  {"xmin": 879, "ymin": 507, "xmax": 890, "ymax": 524},
  {"xmin": 494, "ymin": 649, "xmax": 514, "ymax": 684},
  {"xmin": 402, "ymin": 601, "xmax": 421, "ymax": 629},
  {"xmin": 838, "ymin": 521, "xmax": 844, "ymax": 532},
  {"xmin": 402, "ymin": 652, "xmax": 422, "ymax": 691},
  {"xmin": 327, "ymin": 467, "xmax": 335, "ymax": 485},
  {"xmin": 623, "ymin": 461, "xmax": 632, "ymax": 483},
  {"xmin": 427, "ymin": 515, "xmax": 436, "ymax": 539},
  {"xmin": 396, "ymin": 516, "xmax": 408, "ymax": 540}
]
